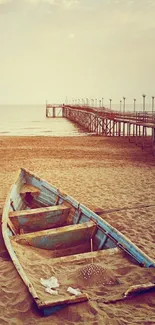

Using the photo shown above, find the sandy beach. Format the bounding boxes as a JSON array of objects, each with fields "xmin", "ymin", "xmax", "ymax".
[{"xmin": 0, "ymin": 135, "xmax": 155, "ymax": 325}]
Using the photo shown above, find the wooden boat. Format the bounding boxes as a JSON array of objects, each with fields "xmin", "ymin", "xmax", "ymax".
[{"xmin": 2, "ymin": 168, "xmax": 155, "ymax": 316}]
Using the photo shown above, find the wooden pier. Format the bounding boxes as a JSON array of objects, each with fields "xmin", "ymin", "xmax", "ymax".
[
  {"xmin": 46, "ymin": 103, "xmax": 63, "ymax": 118},
  {"xmin": 46, "ymin": 103, "xmax": 155, "ymax": 155}
]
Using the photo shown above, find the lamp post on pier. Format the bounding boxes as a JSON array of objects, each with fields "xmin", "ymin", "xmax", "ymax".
[
  {"xmin": 123, "ymin": 97, "xmax": 126, "ymax": 113},
  {"xmin": 120, "ymin": 100, "xmax": 122, "ymax": 112},
  {"xmin": 152, "ymin": 96, "xmax": 154, "ymax": 114},
  {"xmin": 102, "ymin": 97, "xmax": 104, "ymax": 107},
  {"xmin": 95, "ymin": 98, "xmax": 97, "ymax": 107},
  {"xmin": 99, "ymin": 99, "xmax": 101, "ymax": 107},
  {"xmin": 142, "ymin": 94, "xmax": 146, "ymax": 113},
  {"xmin": 134, "ymin": 98, "xmax": 136, "ymax": 113},
  {"xmin": 109, "ymin": 98, "xmax": 112, "ymax": 109}
]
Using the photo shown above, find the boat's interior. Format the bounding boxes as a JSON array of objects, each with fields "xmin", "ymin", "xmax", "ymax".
[
  {"xmin": 8, "ymin": 169, "xmax": 117, "ymax": 259},
  {"xmin": 4, "ymin": 169, "xmax": 155, "ymax": 314},
  {"xmin": 5, "ymin": 169, "xmax": 121, "ymax": 311}
]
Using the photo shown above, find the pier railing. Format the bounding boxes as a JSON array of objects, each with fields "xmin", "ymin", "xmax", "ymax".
[{"xmin": 46, "ymin": 103, "xmax": 155, "ymax": 155}]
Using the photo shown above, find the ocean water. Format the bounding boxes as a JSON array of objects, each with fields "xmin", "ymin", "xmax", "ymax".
[{"xmin": 0, "ymin": 105, "xmax": 89, "ymax": 136}]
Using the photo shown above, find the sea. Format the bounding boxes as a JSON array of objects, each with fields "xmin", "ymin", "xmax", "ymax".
[
  {"xmin": 0, "ymin": 105, "xmax": 88, "ymax": 136},
  {"xmin": 0, "ymin": 103, "xmax": 153, "ymax": 136}
]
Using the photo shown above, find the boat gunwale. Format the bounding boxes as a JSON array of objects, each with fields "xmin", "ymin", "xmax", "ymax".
[{"xmin": 2, "ymin": 173, "xmax": 40, "ymax": 306}]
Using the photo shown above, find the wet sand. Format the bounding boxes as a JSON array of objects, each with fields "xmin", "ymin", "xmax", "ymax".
[{"xmin": 0, "ymin": 136, "xmax": 155, "ymax": 324}]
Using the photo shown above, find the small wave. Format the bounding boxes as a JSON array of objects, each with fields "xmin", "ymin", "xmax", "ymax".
[
  {"xmin": 21, "ymin": 127, "xmax": 43, "ymax": 130},
  {"xmin": 31, "ymin": 121, "xmax": 41, "ymax": 123},
  {"xmin": 0, "ymin": 131, "xmax": 10, "ymax": 134}
]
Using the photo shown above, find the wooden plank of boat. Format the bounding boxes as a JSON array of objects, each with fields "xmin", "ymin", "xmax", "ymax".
[
  {"xmin": 12, "ymin": 241, "xmax": 121, "ymax": 262},
  {"xmin": 20, "ymin": 184, "xmax": 40, "ymax": 196},
  {"xmin": 0, "ymin": 207, "xmax": 3, "ymax": 217},
  {"xmin": 124, "ymin": 282, "xmax": 155, "ymax": 297},
  {"xmin": 37, "ymin": 293, "xmax": 89, "ymax": 309},
  {"xmin": 19, "ymin": 184, "xmax": 41, "ymax": 208},
  {"xmin": 0, "ymin": 207, "xmax": 8, "ymax": 255},
  {"xmin": 9, "ymin": 205, "xmax": 71, "ymax": 234},
  {"xmin": 11, "ymin": 221, "xmax": 97, "ymax": 250},
  {"xmin": 97, "ymin": 282, "xmax": 155, "ymax": 304}
]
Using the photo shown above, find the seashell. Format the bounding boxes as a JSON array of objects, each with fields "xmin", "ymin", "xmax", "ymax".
[
  {"xmin": 67, "ymin": 287, "xmax": 82, "ymax": 296},
  {"xmin": 45, "ymin": 287, "xmax": 58, "ymax": 295},
  {"xmin": 40, "ymin": 276, "xmax": 59, "ymax": 289}
]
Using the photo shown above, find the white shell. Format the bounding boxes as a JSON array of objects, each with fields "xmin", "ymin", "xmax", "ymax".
[
  {"xmin": 45, "ymin": 287, "xmax": 58, "ymax": 295},
  {"xmin": 67, "ymin": 287, "xmax": 82, "ymax": 296},
  {"xmin": 40, "ymin": 276, "xmax": 59, "ymax": 289}
]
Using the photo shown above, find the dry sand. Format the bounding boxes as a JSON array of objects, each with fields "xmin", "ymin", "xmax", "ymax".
[{"xmin": 0, "ymin": 135, "xmax": 155, "ymax": 325}]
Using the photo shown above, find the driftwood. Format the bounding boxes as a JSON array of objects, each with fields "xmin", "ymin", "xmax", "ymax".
[
  {"xmin": 94, "ymin": 282, "xmax": 155, "ymax": 304},
  {"xmin": 124, "ymin": 282, "xmax": 155, "ymax": 297}
]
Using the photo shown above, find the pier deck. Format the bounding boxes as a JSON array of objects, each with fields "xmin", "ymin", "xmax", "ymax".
[{"xmin": 46, "ymin": 104, "xmax": 155, "ymax": 155}]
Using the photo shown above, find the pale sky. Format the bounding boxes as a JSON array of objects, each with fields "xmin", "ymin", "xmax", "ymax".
[{"xmin": 0, "ymin": 0, "xmax": 155, "ymax": 104}]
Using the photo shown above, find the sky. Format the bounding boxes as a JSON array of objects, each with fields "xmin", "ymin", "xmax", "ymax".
[{"xmin": 0, "ymin": 0, "xmax": 155, "ymax": 105}]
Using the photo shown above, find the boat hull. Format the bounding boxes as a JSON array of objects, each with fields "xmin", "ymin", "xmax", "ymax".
[{"xmin": 2, "ymin": 168, "xmax": 155, "ymax": 316}]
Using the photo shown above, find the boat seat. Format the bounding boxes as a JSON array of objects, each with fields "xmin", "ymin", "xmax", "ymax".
[
  {"xmin": 11, "ymin": 221, "xmax": 97, "ymax": 252},
  {"xmin": 20, "ymin": 184, "xmax": 41, "ymax": 207},
  {"xmin": 20, "ymin": 184, "xmax": 40, "ymax": 196},
  {"xmin": 9, "ymin": 205, "xmax": 71, "ymax": 234}
]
